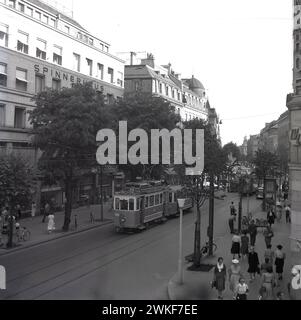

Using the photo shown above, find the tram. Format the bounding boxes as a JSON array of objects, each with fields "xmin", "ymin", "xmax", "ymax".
[{"xmin": 113, "ymin": 181, "xmax": 193, "ymax": 233}]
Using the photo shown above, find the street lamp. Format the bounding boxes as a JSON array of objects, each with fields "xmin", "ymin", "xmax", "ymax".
[{"xmin": 177, "ymin": 198, "xmax": 185, "ymax": 285}]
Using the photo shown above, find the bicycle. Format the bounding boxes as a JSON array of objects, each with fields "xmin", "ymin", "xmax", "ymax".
[
  {"xmin": 201, "ymin": 241, "xmax": 217, "ymax": 256},
  {"xmin": 16, "ymin": 227, "xmax": 31, "ymax": 242}
]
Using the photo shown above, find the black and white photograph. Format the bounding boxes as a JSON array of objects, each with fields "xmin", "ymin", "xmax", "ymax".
[{"xmin": 0, "ymin": 0, "xmax": 301, "ymax": 307}]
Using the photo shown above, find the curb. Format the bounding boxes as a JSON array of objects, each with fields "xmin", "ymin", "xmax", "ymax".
[{"xmin": 0, "ymin": 220, "xmax": 113, "ymax": 256}]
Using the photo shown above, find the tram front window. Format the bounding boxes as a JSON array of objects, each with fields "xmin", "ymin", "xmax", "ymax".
[
  {"xmin": 120, "ymin": 199, "xmax": 129, "ymax": 210},
  {"xmin": 129, "ymin": 198, "xmax": 134, "ymax": 210}
]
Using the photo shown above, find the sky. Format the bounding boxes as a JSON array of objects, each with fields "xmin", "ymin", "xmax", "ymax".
[{"xmin": 47, "ymin": 0, "xmax": 293, "ymax": 146}]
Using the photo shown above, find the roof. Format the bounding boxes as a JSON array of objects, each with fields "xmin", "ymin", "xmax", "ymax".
[
  {"xmin": 182, "ymin": 76, "xmax": 205, "ymax": 90},
  {"xmin": 26, "ymin": 0, "xmax": 86, "ymax": 30}
]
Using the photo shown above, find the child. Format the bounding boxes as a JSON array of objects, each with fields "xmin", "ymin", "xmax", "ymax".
[{"xmin": 235, "ymin": 278, "xmax": 249, "ymax": 300}]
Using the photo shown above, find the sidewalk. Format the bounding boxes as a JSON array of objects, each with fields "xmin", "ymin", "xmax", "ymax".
[
  {"xmin": 168, "ymin": 203, "xmax": 293, "ymax": 300},
  {"xmin": 0, "ymin": 201, "xmax": 114, "ymax": 255}
]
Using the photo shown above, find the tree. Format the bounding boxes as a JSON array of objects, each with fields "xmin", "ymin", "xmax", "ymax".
[
  {"xmin": 109, "ymin": 93, "xmax": 181, "ymax": 180},
  {"xmin": 29, "ymin": 83, "xmax": 110, "ymax": 231},
  {"xmin": 253, "ymin": 149, "xmax": 279, "ymax": 181},
  {"xmin": 222, "ymin": 142, "xmax": 241, "ymax": 161},
  {"xmin": 0, "ymin": 153, "xmax": 35, "ymax": 211}
]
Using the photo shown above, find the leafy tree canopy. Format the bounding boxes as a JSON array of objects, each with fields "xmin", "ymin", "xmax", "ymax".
[{"xmin": 253, "ymin": 149, "xmax": 279, "ymax": 179}]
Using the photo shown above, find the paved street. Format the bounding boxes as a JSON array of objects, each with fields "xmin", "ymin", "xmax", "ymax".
[{"xmin": 0, "ymin": 192, "xmax": 291, "ymax": 300}]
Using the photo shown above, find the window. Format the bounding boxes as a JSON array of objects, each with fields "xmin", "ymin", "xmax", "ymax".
[
  {"xmin": 106, "ymin": 93, "xmax": 114, "ymax": 104},
  {"xmin": 89, "ymin": 38, "xmax": 93, "ymax": 45},
  {"xmin": 297, "ymin": 43, "xmax": 300, "ymax": 53},
  {"xmin": 53, "ymin": 45, "xmax": 62, "ymax": 65},
  {"xmin": 149, "ymin": 195, "xmax": 154, "ymax": 207},
  {"xmin": 8, "ymin": 0, "xmax": 15, "ymax": 8},
  {"xmin": 169, "ymin": 192, "xmax": 173, "ymax": 203},
  {"xmin": 17, "ymin": 31, "xmax": 29, "ymax": 54},
  {"xmin": 86, "ymin": 58, "xmax": 92, "ymax": 76},
  {"xmin": 160, "ymin": 193, "xmax": 163, "ymax": 204},
  {"xmin": 129, "ymin": 198, "xmax": 134, "ymax": 210},
  {"xmin": 77, "ymin": 32, "xmax": 82, "ymax": 40},
  {"xmin": 172, "ymin": 89, "xmax": 175, "ymax": 99},
  {"xmin": 52, "ymin": 78, "xmax": 61, "ymax": 91},
  {"xmin": 42, "ymin": 15, "xmax": 48, "ymax": 24},
  {"xmin": 159, "ymin": 83, "xmax": 162, "ymax": 94},
  {"xmin": 0, "ymin": 104, "xmax": 5, "ymax": 127},
  {"xmin": 18, "ymin": 2, "xmax": 25, "ymax": 12},
  {"xmin": 36, "ymin": 38, "xmax": 46, "ymax": 60},
  {"xmin": 117, "ymin": 71, "xmax": 123, "ymax": 87},
  {"xmin": 105, "ymin": 45, "xmax": 109, "ymax": 52},
  {"xmin": 177, "ymin": 91, "xmax": 181, "ymax": 100},
  {"xmin": 136, "ymin": 198, "xmax": 140, "ymax": 210},
  {"xmin": 0, "ymin": 63, "xmax": 7, "ymax": 86},
  {"xmin": 100, "ymin": 43, "xmax": 104, "ymax": 51},
  {"xmin": 165, "ymin": 85, "xmax": 169, "ymax": 96},
  {"xmin": 108, "ymin": 67, "xmax": 114, "ymax": 83},
  {"xmin": 97, "ymin": 63, "xmax": 104, "ymax": 79},
  {"xmin": 73, "ymin": 53, "xmax": 80, "ymax": 72},
  {"xmin": 16, "ymin": 68, "xmax": 27, "ymax": 91},
  {"xmin": 115, "ymin": 198, "xmax": 120, "ymax": 210},
  {"xmin": 297, "ymin": 58, "xmax": 300, "ymax": 70},
  {"xmin": 145, "ymin": 196, "xmax": 149, "ymax": 208},
  {"xmin": 50, "ymin": 18, "xmax": 56, "ymax": 27},
  {"xmin": 35, "ymin": 74, "xmax": 45, "ymax": 93},
  {"xmin": 83, "ymin": 35, "xmax": 88, "ymax": 43},
  {"xmin": 155, "ymin": 194, "xmax": 159, "ymax": 205},
  {"xmin": 64, "ymin": 25, "xmax": 70, "ymax": 34},
  {"xmin": 26, "ymin": 6, "xmax": 33, "ymax": 16},
  {"xmin": 0, "ymin": 24, "xmax": 8, "ymax": 47},
  {"xmin": 120, "ymin": 199, "xmax": 128, "ymax": 210},
  {"xmin": 14, "ymin": 107, "xmax": 26, "ymax": 128},
  {"xmin": 297, "ymin": 34, "xmax": 300, "ymax": 42},
  {"xmin": 35, "ymin": 11, "xmax": 41, "ymax": 20}
]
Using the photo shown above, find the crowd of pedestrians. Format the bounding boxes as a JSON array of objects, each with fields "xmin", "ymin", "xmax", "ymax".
[{"xmin": 212, "ymin": 199, "xmax": 289, "ymax": 300}]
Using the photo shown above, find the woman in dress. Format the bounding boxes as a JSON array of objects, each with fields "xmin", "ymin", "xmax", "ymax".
[
  {"xmin": 240, "ymin": 230, "xmax": 249, "ymax": 259},
  {"xmin": 47, "ymin": 213, "xmax": 55, "ymax": 234},
  {"xmin": 212, "ymin": 257, "xmax": 227, "ymax": 300},
  {"xmin": 275, "ymin": 245, "xmax": 286, "ymax": 280},
  {"xmin": 228, "ymin": 259, "xmax": 242, "ymax": 299},
  {"xmin": 263, "ymin": 225, "xmax": 274, "ymax": 249},
  {"xmin": 231, "ymin": 231, "xmax": 241, "ymax": 259},
  {"xmin": 261, "ymin": 266, "xmax": 276, "ymax": 300},
  {"xmin": 248, "ymin": 246, "xmax": 260, "ymax": 282}
]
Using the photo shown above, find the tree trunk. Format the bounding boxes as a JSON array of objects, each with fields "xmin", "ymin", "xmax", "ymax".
[
  {"xmin": 193, "ymin": 177, "xmax": 201, "ymax": 267},
  {"xmin": 208, "ymin": 173, "xmax": 215, "ymax": 256},
  {"xmin": 63, "ymin": 178, "xmax": 73, "ymax": 231}
]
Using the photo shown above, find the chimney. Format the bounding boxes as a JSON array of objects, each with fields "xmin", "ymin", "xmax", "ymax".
[{"xmin": 141, "ymin": 53, "xmax": 155, "ymax": 68}]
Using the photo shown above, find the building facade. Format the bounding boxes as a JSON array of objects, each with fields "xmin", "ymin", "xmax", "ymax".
[
  {"xmin": 124, "ymin": 53, "xmax": 209, "ymax": 121},
  {"xmin": 247, "ymin": 134, "xmax": 259, "ymax": 159},
  {"xmin": 0, "ymin": 0, "xmax": 125, "ymax": 208}
]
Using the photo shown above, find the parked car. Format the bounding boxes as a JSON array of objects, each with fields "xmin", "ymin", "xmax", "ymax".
[{"xmin": 256, "ymin": 187, "xmax": 264, "ymax": 199}]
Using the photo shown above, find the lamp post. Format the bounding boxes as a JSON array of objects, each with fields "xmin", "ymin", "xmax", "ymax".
[{"xmin": 177, "ymin": 198, "xmax": 185, "ymax": 285}]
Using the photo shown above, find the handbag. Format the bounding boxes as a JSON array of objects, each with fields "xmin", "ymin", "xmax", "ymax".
[{"xmin": 211, "ymin": 280, "xmax": 217, "ymax": 289}]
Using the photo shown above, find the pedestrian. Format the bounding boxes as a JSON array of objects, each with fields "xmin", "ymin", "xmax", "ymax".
[
  {"xmin": 285, "ymin": 205, "xmax": 291, "ymax": 223},
  {"xmin": 275, "ymin": 245, "xmax": 286, "ymax": 281},
  {"xmin": 248, "ymin": 219, "xmax": 257, "ymax": 246},
  {"xmin": 263, "ymin": 225, "xmax": 274, "ymax": 249},
  {"xmin": 230, "ymin": 202, "xmax": 236, "ymax": 216},
  {"xmin": 229, "ymin": 259, "xmax": 242, "ymax": 299},
  {"xmin": 240, "ymin": 230, "xmax": 249, "ymax": 259},
  {"xmin": 264, "ymin": 244, "xmax": 274, "ymax": 265},
  {"xmin": 231, "ymin": 231, "xmax": 241, "ymax": 259},
  {"xmin": 212, "ymin": 257, "xmax": 227, "ymax": 300},
  {"xmin": 235, "ymin": 277, "xmax": 249, "ymax": 300},
  {"xmin": 248, "ymin": 246, "xmax": 260, "ymax": 282},
  {"xmin": 261, "ymin": 266, "xmax": 276, "ymax": 300},
  {"xmin": 267, "ymin": 208, "xmax": 276, "ymax": 227},
  {"xmin": 42, "ymin": 202, "xmax": 50, "ymax": 223},
  {"xmin": 276, "ymin": 201, "xmax": 282, "ymax": 222},
  {"xmin": 31, "ymin": 201, "xmax": 36, "ymax": 220},
  {"xmin": 16, "ymin": 204, "xmax": 21, "ymax": 220},
  {"xmin": 228, "ymin": 215, "xmax": 235, "ymax": 234},
  {"xmin": 47, "ymin": 213, "xmax": 55, "ymax": 234},
  {"xmin": 261, "ymin": 257, "xmax": 273, "ymax": 274}
]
